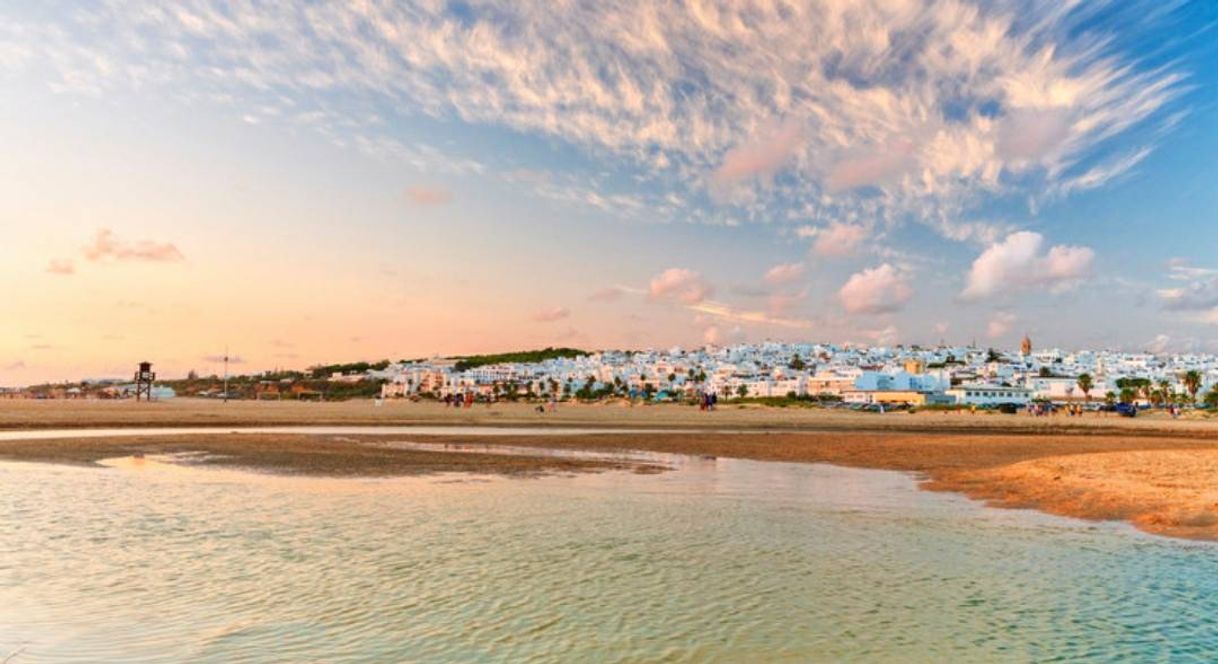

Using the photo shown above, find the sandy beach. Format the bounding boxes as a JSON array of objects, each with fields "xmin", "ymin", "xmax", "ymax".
[
  {"xmin": 2, "ymin": 397, "xmax": 1217, "ymax": 436},
  {"xmin": 5, "ymin": 398, "xmax": 1218, "ymax": 540}
]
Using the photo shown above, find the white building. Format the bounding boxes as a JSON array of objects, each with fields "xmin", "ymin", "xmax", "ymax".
[{"xmin": 946, "ymin": 384, "xmax": 1032, "ymax": 406}]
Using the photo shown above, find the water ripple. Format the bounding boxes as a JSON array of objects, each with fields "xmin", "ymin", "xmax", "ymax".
[{"xmin": 4, "ymin": 457, "xmax": 1218, "ymax": 662}]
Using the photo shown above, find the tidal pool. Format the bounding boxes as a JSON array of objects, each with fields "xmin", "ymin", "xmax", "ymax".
[{"xmin": 3, "ymin": 447, "xmax": 1217, "ymax": 662}]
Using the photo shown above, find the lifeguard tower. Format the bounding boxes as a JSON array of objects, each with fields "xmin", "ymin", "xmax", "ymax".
[{"xmin": 134, "ymin": 361, "xmax": 156, "ymax": 401}]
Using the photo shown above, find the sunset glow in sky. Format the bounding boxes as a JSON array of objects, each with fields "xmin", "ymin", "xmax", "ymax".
[{"xmin": 2, "ymin": 1, "xmax": 1217, "ymax": 384}]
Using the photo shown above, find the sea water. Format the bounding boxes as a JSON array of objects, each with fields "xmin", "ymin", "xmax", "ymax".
[{"xmin": 3, "ymin": 447, "xmax": 1218, "ymax": 662}]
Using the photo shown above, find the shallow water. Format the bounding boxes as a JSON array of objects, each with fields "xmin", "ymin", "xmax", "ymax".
[
  {"xmin": 0, "ymin": 425, "xmax": 704, "ymax": 442},
  {"xmin": 4, "ymin": 448, "xmax": 1218, "ymax": 662}
]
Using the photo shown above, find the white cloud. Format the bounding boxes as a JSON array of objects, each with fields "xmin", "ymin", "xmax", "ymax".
[
  {"xmin": 763, "ymin": 262, "xmax": 805, "ymax": 285},
  {"xmin": 1158, "ymin": 262, "xmax": 1218, "ymax": 311},
  {"xmin": 960, "ymin": 231, "xmax": 1094, "ymax": 300},
  {"xmin": 987, "ymin": 311, "xmax": 1017, "ymax": 339},
  {"xmin": 838, "ymin": 264, "xmax": 913, "ymax": 315},
  {"xmin": 649, "ymin": 268, "xmax": 712, "ymax": 305},
  {"xmin": 6, "ymin": 1, "xmax": 1185, "ymax": 238}
]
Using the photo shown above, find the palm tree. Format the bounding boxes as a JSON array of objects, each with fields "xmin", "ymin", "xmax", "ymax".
[
  {"xmin": 1119, "ymin": 387, "xmax": 1136, "ymax": 405},
  {"xmin": 1076, "ymin": 373, "xmax": 1094, "ymax": 403},
  {"xmin": 1183, "ymin": 370, "xmax": 1203, "ymax": 404}
]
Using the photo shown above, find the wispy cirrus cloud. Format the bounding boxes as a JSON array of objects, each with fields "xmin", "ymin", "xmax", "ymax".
[
  {"xmin": 2, "ymin": 1, "xmax": 1189, "ymax": 240},
  {"xmin": 587, "ymin": 286, "xmax": 625, "ymax": 303}
]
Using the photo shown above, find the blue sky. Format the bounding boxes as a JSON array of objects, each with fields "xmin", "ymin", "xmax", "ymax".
[{"xmin": 1, "ymin": 1, "xmax": 1217, "ymax": 383}]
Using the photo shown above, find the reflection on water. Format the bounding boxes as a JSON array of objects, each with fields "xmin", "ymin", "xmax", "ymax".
[{"xmin": 4, "ymin": 450, "xmax": 1218, "ymax": 662}]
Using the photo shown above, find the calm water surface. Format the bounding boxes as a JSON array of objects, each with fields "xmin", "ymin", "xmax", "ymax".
[{"xmin": 4, "ymin": 444, "xmax": 1218, "ymax": 662}]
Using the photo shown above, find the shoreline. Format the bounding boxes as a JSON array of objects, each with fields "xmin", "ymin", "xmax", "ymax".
[
  {"xmin": 2, "ymin": 398, "xmax": 1217, "ymax": 438},
  {"xmin": 6, "ymin": 399, "xmax": 1218, "ymax": 541},
  {"xmin": 5, "ymin": 427, "xmax": 1218, "ymax": 541}
]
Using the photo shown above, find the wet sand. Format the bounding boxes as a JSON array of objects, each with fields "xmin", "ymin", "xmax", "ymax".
[
  {"xmin": 403, "ymin": 431, "xmax": 1218, "ymax": 541},
  {"xmin": 6, "ymin": 399, "xmax": 1218, "ymax": 540},
  {"xmin": 0, "ymin": 433, "xmax": 661, "ymax": 477}
]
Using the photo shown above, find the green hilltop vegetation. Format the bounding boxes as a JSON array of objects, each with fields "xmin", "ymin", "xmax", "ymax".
[{"xmin": 451, "ymin": 347, "xmax": 589, "ymax": 372}]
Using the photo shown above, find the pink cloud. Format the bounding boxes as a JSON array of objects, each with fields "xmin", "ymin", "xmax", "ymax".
[
  {"xmin": 862, "ymin": 324, "xmax": 900, "ymax": 346},
  {"xmin": 531, "ymin": 306, "xmax": 571, "ymax": 322},
  {"xmin": 84, "ymin": 229, "xmax": 184, "ymax": 263},
  {"xmin": 47, "ymin": 259, "xmax": 75, "ymax": 275},
  {"xmin": 711, "ymin": 120, "xmax": 803, "ymax": 188},
  {"xmin": 827, "ymin": 141, "xmax": 915, "ymax": 192},
  {"xmin": 763, "ymin": 262, "xmax": 805, "ymax": 285},
  {"xmin": 649, "ymin": 268, "xmax": 712, "ymax": 305},
  {"xmin": 405, "ymin": 185, "xmax": 453, "ymax": 206},
  {"xmin": 588, "ymin": 287, "xmax": 624, "ymax": 302},
  {"xmin": 997, "ymin": 109, "xmax": 1072, "ymax": 161},
  {"xmin": 703, "ymin": 324, "xmax": 745, "ymax": 346},
  {"xmin": 838, "ymin": 264, "xmax": 913, "ymax": 314},
  {"xmin": 767, "ymin": 289, "xmax": 808, "ymax": 318},
  {"xmin": 960, "ymin": 231, "xmax": 1094, "ymax": 300},
  {"xmin": 987, "ymin": 312, "xmax": 1017, "ymax": 339},
  {"xmin": 813, "ymin": 222, "xmax": 868, "ymax": 257}
]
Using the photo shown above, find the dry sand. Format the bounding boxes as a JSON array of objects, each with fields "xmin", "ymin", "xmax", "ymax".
[
  {"xmin": 2, "ymin": 397, "xmax": 1217, "ymax": 436},
  {"xmin": 6, "ymin": 398, "xmax": 1218, "ymax": 540}
]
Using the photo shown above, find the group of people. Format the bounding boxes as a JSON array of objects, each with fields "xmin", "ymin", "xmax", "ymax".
[
  {"xmin": 698, "ymin": 391, "xmax": 718, "ymax": 411},
  {"xmin": 443, "ymin": 392, "xmax": 476, "ymax": 408},
  {"xmin": 1026, "ymin": 402, "xmax": 1082, "ymax": 417}
]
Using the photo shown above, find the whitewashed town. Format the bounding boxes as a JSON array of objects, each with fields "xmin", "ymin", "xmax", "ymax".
[
  {"xmin": 374, "ymin": 336, "xmax": 1218, "ymax": 411},
  {"xmin": 7, "ymin": 337, "xmax": 1218, "ymax": 411}
]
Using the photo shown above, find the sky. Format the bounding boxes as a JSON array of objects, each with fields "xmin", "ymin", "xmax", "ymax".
[{"xmin": 2, "ymin": 0, "xmax": 1217, "ymax": 385}]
